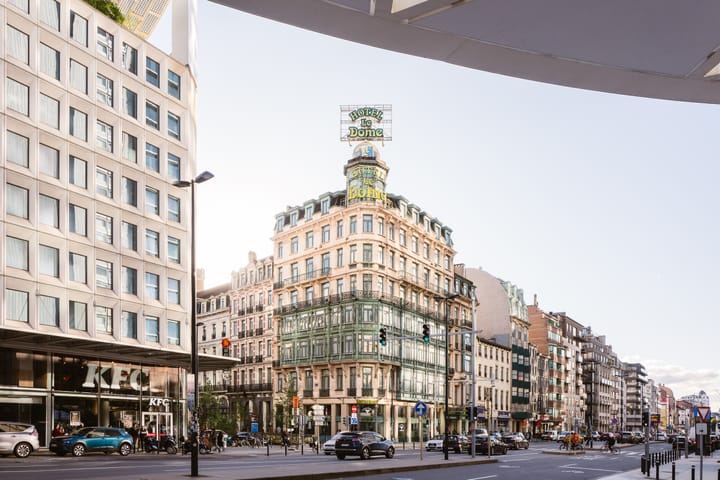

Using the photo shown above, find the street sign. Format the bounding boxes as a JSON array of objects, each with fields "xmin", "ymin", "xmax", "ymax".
[
  {"xmin": 697, "ymin": 423, "xmax": 708, "ymax": 435},
  {"xmin": 414, "ymin": 401, "xmax": 428, "ymax": 417},
  {"xmin": 697, "ymin": 406, "xmax": 711, "ymax": 422},
  {"xmin": 350, "ymin": 417, "xmax": 358, "ymax": 425},
  {"xmin": 251, "ymin": 422, "xmax": 258, "ymax": 433}
]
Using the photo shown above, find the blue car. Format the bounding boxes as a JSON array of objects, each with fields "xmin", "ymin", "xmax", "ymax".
[{"xmin": 49, "ymin": 427, "xmax": 134, "ymax": 457}]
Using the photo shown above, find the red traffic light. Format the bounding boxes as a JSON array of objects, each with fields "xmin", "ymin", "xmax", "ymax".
[{"xmin": 221, "ymin": 338, "xmax": 231, "ymax": 348}]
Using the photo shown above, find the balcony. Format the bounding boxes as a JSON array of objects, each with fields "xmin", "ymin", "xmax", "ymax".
[
  {"xmin": 319, "ymin": 389, "xmax": 330, "ymax": 397},
  {"xmin": 247, "ymin": 306, "xmax": 254, "ymax": 314},
  {"xmin": 271, "ymin": 360, "xmax": 280, "ymax": 368},
  {"xmin": 238, "ymin": 331, "xmax": 245, "ymax": 338},
  {"xmin": 346, "ymin": 387, "xmax": 357, "ymax": 397},
  {"xmin": 254, "ymin": 355, "xmax": 263, "ymax": 363},
  {"xmin": 362, "ymin": 388, "xmax": 374, "ymax": 397},
  {"xmin": 244, "ymin": 356, "xmax": 254, "ymax": 364},
  {"xmin": 257, "ymin": 304, "xmax": 264, "ymax": 312},
  {"xmin": 273, "ymin": 269, "xmax": 332, "ymax": 289},
  {"xmin": 255, "ymin": 328, "xmax": 264, "ymax": 336},
  {"xmin": 303, "ymin": 389, "xmax": 314, "ymax": 397},
  {"xmin": 377, "ymin": 388, "xmax": 386, "ymax": 397}
]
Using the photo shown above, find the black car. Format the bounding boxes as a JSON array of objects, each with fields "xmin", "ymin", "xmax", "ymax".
[
  {"xmin": 502, "ymin": 433, "xmax": 529, "ymax": 450},
  {"xmin": 334, "ymin": 431, "xmax": 394, "ymax": 460},
  {"xmin": 49, "ymin": 427, "xmax": 134, "ymax": 457},
  {"xmin": 470, "ymin": 434, "xmax": 509, "ymax": 455}
]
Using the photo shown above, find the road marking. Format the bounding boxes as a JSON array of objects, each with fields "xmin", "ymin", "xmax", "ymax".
[
  {"xmin": 559, "ymin": 464, "xmax": 622, "ymax": 473},
  {"xmin": 561, "ymin": 470, "xmax": 585, "ymax": 474},
  {"xmin": 467, "ymin": 476, "xmax": 498, "ymax": 480},
  {"xmin": 499, "ymin": 465, "xmax": 520, "ymax": 468}
]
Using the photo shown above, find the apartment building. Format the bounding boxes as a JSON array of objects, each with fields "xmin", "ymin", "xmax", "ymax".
[
  {"xmin": 1, "ymin": 0, "xmax": 200, "ymax": 445},
  {"xmin": 271, "ymin": 141, "xmax": 473, "ymax": 441}
]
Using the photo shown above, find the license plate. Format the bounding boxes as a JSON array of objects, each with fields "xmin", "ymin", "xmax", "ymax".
[{"xmin": 339, "ymin": 442, "xmax": 350, "ymax": 447}]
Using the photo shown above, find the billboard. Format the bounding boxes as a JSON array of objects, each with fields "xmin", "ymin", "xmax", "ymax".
[{"xmin": 340, "ymin": 105, "xmax": 392, "ymax": 142}]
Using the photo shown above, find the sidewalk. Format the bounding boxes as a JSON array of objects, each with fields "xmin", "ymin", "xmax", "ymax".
[{"xmin": 602, "ymin": 450, "xmax": 720, "ymax": 480}]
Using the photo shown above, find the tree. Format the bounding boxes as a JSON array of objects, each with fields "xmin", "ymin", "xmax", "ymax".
[
  {"xmin": 199, "ymin": 384, "xmax": 237, "ymax": 434},
  {"xmin": 274, "ymin": 377, "xmax": 298, "ymax": 433}
]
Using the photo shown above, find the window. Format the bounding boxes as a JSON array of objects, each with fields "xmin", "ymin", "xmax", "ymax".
[
  {"xmin": 6, "ymin": 183, "xmax": 28, "ymax": 218},
  {"xmin": 69, "ymin": 60, "xmax": 87, "ymax": 93},
  {"xmin": 96, "ymin": 213, "xmax": 113, "ymax": 244},
  {"xmin": 6, "ymin": 289, "xmax": 28, "ymax": 322},
  {"xmin": 122, "ymin": 43, "xmax": 137, "ymax": 74},
  {"xmin": 146, "ymin": 143, "xmax": 159, "ymax": 171},
  {"xmin": 38, "ymin": 0, "xmax": 60, "ymax": 30},
  {"xmin": 96, "ymin": 167, "xmax": 113, "ymax": 198},
  {"xmin": 290, "ymin": 237, "xmax": 298, "ymax": 254},
  {"xmin": 122, "ymin": 177, "xmax": 137, "ymax": 206},
  {"xmin": 6, "ymin": 236, "xmax": 28, "ymax": 270},
  {"xmin": 363, "ymin": 214, "xmax": 373, "ymax": 232},
  {"xmin": 168, "ymin": 278, "xmax": 180, "ymax": 305},
  {"xmin": 68, "ymin": 203, "xmax": 87, "ymax": 236},
  {"xmin": 145, "ymin": 272, "xmax": 159, "ymax": 300},
  {"xmin": 336, "ymin": 248, "xmax": 344, "ymax": 267},
  {"xmin": 122, "ymin": 87, "xmax": 136, "ymax": 117},
  {"xmin": 168, "ymin": 236, "xmax": 180, "ymax": 263},
  {"xmin": 96, "ymin": 305, "xmax": 113, "ymax": 334},
  {"xmin": 7, "ymin": 131, "xmax": 28, "ymax": 167},
  {"xmin": 122, "ymin": 132, "xmax": 137, "ymax": 163},
  {"xmin": 69, "ymin": 156, "xmax": 87, "ymax": 188},
  {"xmin": 306, "ymin": 231, "xmax": 314, "ymax": 248},
  {"xmin": 122, "ymin": 221, "xmax": 137, "ymax": 250},
  {"xmin": 322, "ymin": 225, "xmax": 330, "ymax": 243},
  {"xmin": 39, "ymin": 194, "xmax": 59, "ymax": 227},
  {"xmin": 145, "ymin": 229, "xmax": 159, "ymax": 257},
  {"xmin": 122, "ymin": 311, "xmax": 137, "ymax": 339},
  {"xmin": 167, "ymin": 153, "xmax": 181, "ymax": 181},
  {"xmin": 40, "ymin": 94, "xmax": 59, "ymax": 128},
  {"xmin": 69, "ymin": 252, "xmax": 87, "ymax": 283},
  {"xmin": 168, "ymin": 69, "xmax": 181, "ymax": 99},
  {"xmin": 290, "ymin": 211, "xmax": 298, "ymax": 226},
  {"xmin": 96, "ymin": 259, "xmax": 113, "ymax": 289},
  {"xmin": 39, "ymin": 244, "xmax": 59, "ymax": 277},
  {"xmin": 96, "ymin": 74, "xmax": 113, "ymax": 106},
  {"xmin": 69, "ymin": 300, "xmax": 87, "ymax": 330},
  {"xmin": 7, "ymin": 26, "xmax": 29, "ymax": 64},
  {"xmin": 39, "ymin": 144, "xmax": 59, "ymax": 178},
  {"xmin": 96, "ymin": 120, "xmax": 113, "ymax": 152},
  {"xmin": 305, "ymin": 204, "xmax": 313, "ymax": 221},
  {"xmin": 122, "ymin": 266, "xmax": 137, "ymax": 295},
  {"xmin": 39, "ymin": 295, "xmax": 59, "ymax": 326},
  {"xmin": 168, "ymin": 112, "xmax": 181, "ymax": 139},
  {"xmin": 146, "ymin": 57, "xmax": 160, "ymax": 87},
  {"xmin": 145, "ymin": 187, "xmax": 159, "ymax": 215},
  {"xmin": 350, "ymin": 216, "xmax": 357, "ymax": 233},
  {"xmin": 145, "ymin": 316, "xmax": 159, "ymax": 342},
  {"xmin": 6, "ymin": 78, "xmax": 29, "ymax": 115},
  {"xmin": 70, "ymin": 11, "xmax": 87, "ymax": 46},
  {"xmin": 321, "ymin": 197, "xmax": 330, "ymax": 214},
  {"xmin": 39, "ymin": 43, "xmax": 60, "ymax": 79},
  {"xmin": 146, "ymin": 101, "xmax": 159, "ymax": 129},
  {"xmin": 69, "ymin": 107, "xmax": 87, "ymax": 141},
  {"xmin": 8, "ymin": 0, "xmax": 28, "ymax": 12},
  {"xmin": 168, "ymin": 320, "xmax": 180, "ymax": 345},
  {"xmin": 167, "ymin": 195, "xmax": 180, "ymax": 222},
  {"xmin": 97, "ymin": 27, "xmax": 114, "ymax": 61}
]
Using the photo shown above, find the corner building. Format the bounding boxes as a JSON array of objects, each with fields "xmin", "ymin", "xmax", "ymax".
[
  {"xmin": 1, "ymin": 0, "xmax": 204, "ymax": 446},
  {"xmin": 272, "ymin": 142, "xmax": 473, "ymax": 441}
]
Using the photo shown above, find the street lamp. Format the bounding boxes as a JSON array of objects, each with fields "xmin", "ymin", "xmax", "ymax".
[
  {"xmin": 435, "ymin": 293, "xmax": 458, "ymax": 461},
  {"xmin": 174, "ymin": 171, "xmax": 214, "ymax": 477}
]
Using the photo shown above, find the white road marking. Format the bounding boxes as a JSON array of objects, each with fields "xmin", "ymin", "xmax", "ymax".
[{"xmin": 467, "ymin": 476, "xmax": 498, "ymax": 480}]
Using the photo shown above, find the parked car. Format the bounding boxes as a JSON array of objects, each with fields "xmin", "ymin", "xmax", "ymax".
[
  {"xmin": 619, "ymin": 431, "xmax": 635, "ymax": 443},
  {"xmin": 675, "ymin": 435, "xmax": 696, "ymax": 452},
  {"xmin": 470, "ymin": 434, "xmax": 508, "ymax": 455},
  {"xmin": 556, "ymin": 431, "xmax": 572, "ymax": 442},
  {"xmin": 541, "ymin": 431, "xmax": 558, "ymax": 441},
  {"xmin": 323, "ymin": 432, "xmax": 348, "ymax": 455},
  {"xmin": 334, "ymin": 431, "xmax": 394, "ymax": 460},
  {"xmin": 631, "ymin": 431, "xmax": 645, "ymax": 443},
  {"xmin": 0, "ymin": 421, "xmax": 39, "ymax": 458},
  {"xmin": 656, "ymin": 432, "xmax": 668, "ymax": 441},
  {"xmin": 502, "ymin": 433, "xmax": 529, "ymax": 450},
  {"xmin": 49, "ymin": 426, "xmax": 133, "ymax": 456}
]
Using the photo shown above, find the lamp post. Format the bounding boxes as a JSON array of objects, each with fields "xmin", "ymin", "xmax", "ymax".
[
  {"xmin": 174, "ymin": 171, "xmax": 214, "ymax": 477},
  {"xmin": 435, "ymin": 293, "xmax": 458, "ymax": 461}
]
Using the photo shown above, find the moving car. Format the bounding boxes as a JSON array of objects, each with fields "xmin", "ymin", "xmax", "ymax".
[
  {"xmin": 49, "ymin": 426, "xmax": 134, "ymax": 456},
  {"xmin": 470, "ymin": 434, "xmax": 508, "ymax": 455},
  {"xmin": 323, "ymin": 432, "xmax": 348, "ymax": 455},
  {"xmin": 502, "ymin": 433, "xmax": 529, "ymax": 450},
  {"xmin": 541, "ymin": 431, "xmax": 558, "ymax": 441},
  {"xmin": 334, "ymin": 431, "xmax": 394, "ymax": 460},
  {"xmin": 556, "ymin": 431, "xmax": 572, "ymax": 442},
  {"xmin": 0, "ymin": 422, "xmax": 39, "ymax": 458},
  {"xmin": 424, "ymin": 434, "xmax": 469, "ymax": 453},
  {"xmin": 656, "ymin": 432, "xmax": 667, "ymax": 441}
]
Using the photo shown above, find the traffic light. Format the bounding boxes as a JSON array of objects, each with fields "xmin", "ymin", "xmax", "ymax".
[
  {"xmin": 379, "ymin": 328, "xmax": 387, "ymax": 346},
  {"xmin": 422, "ymin": 324, "xmax": 430, "ymax": 342},
  {"xmin": 221, "ymin": 338, "xmax": 230, "ymax": 357},
  {"xmin": 642, "ymin": 411, "xmax": 649, "ymax": 427}
]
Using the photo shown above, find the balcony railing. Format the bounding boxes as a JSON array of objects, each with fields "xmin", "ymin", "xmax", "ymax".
[
  {"xmin": 303, "ymin": 389, "xmax": 313, "ymax": 397},
  {"xmin": 273, "ymin": 268, "xmax": 332, "ymax": 289},
  {"xmin": 346, "ymin": 387, "xmax": 357, "ymax": 397},
  {"xmin": 319, "ymin": 389, "xmax": 330, "ymax": 397},
  {"xmin": 361, "ymin": 388, "xmax": 374, "ymax": 397},
  {"xmin": 377, "ymin": 388, "xmax": 386, "ymax": 397},
  {"xmin": 255, "ymin": 328, "xmax": 264, "ymax": 336},
  {"xmin": 254, "ymin": 355, "xmax": 263, "ymax": 363}
]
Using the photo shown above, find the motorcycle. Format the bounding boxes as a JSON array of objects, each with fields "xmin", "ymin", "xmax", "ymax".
[
  {"xmin": 145, "ymin": 435, "xmax": 178, "ymax": 454},
  {"xmin": 181, "ymin": 436, "xmax": 211, "ymax": 455}
]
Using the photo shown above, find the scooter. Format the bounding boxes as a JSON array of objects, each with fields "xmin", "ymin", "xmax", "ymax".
[{"xmin": 145, "ymin": 435, "xmax": 178, "ymax": 454}]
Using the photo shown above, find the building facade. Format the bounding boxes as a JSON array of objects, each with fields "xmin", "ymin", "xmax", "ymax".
[
  {"xmin": 0, "ymin": 0, "xmax": 201, "ymax": 445},
  {"xmin": 271, "ymin": 142, "xmax": 473, "ymax": 441}
]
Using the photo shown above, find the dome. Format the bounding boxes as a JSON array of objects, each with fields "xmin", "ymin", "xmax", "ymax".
[{"xmin": 352, "ymin": 141, "xmax": 380, "ymax": 160}]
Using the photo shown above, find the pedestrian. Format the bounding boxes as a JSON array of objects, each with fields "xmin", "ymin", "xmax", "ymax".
[
  {"xmin": 139, "ymin": 424, "xmax": 148, "ymax": 452},
  {"xmin": 216, "ymin": 430, "xmax": 224, "ymax": 452},
  {"xmin": 128, "ymin": 424, "xmax": 138, "ymax": 453},
  {"xmin": 52, "ymin": 423, "xmax": 65, "ymax": 437}
]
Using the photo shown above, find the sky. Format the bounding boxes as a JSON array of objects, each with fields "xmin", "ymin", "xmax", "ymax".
[{"xmin": 150, "ymin": 1, "xmax": 720, "ymax": 408}]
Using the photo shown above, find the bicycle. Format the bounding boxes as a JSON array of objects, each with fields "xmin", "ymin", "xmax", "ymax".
[{"xmin": 601, "ymin": 441, "xmax": 619, "ymax": 454}]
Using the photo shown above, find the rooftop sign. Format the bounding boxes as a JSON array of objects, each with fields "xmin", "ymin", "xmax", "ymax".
[{"xmin": 340, "ymin": 104, "xmax": 392, "ymax": 143}]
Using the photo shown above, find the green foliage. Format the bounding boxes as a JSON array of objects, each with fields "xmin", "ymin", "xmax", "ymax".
[
  {"xmin": 198, "ymin": 388, "xmax": 238, "ymax": 434},
  {"xmin": 83, "ymin": 0, "xmax": 125, "ymax": 24}
]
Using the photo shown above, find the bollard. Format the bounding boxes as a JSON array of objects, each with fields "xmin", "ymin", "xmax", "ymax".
[
  {"xmin": 266, "ymin": 440, "xmax": 270, "ymax": 457},
  {"xmin": 691, "ymin": 464, "xmax": 695, "ymax": 480},
  {"xmin": 656, "ymin": 462, "xmax": 659, "ymax": 480},
  {"xmin": 642, "ymin": 456, "xmax": 646, "ymax": 474},
  {"xmin": 284, "ymin": 442, "xmax": 288, "ymax": 456},
  {"xmin": 672, "ymin": 461, "xmax": 675, "ymax": 480}
]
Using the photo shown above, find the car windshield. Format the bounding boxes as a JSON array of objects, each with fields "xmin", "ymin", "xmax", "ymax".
[{"xmin": 73, "ymin": 427, "xmax": 93, "ymax": 436}]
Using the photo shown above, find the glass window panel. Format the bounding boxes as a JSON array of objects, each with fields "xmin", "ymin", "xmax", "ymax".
[
  {"xmin": 38, "ymin": 0, "xmax": 60, "ymax": 30},
  {"xmin": 39, "ymin": 194, "xmax": 59, "ymax": 228},
  {"xmin": 7, "ymin": 289, "xmax": 29, "ymax": 322},
  {"xmin": 6, "ymin": 183, "xmax": 28, "ymax": 218},
  {"xmin": 96, "ymin": 167, "xmax": 113, "ymax": 198},
  {"xmin": 96, "ymin": 259, "xmax": 113, "ymax": 288},
  {"xmin": 145, "ymin": 272, "xmax": 159, "ymax": 300},
  {"xmin": 168, "ymin": 112, "xmax": 180, "ymax": 139},
  {"xmin": 122, "ymin": 177, "xmax": 137, "ymax": 206},
  {"xmin": 39, "ymin": 244, "xmax": 59, "ymax": 277},
  {"xmin": 122, "ymin": 43, "xmax": 137, "ymax": 74},
  {"xmin": 145, "ymin": 316, "xmax": 159, "ymax": 342},
  {"xmin": 122, "ymin": 132, "xmax": 137, "ymax": 163},
  {"xmin": 69, "ymin": 300, "xmax": 87, "ymax": 330},
  {"xmin": 8, "ymin": 0, "xmax": 29, "ymax": 13},
  {"xmin": 7, "ymin": 78, "xmax": 29, "ymax": 115},
  {"xmin": 39, "ymin": 144, "xmax": 59, "ymax": 177},
  {"xmin": 6, "ymin": 236, "xmax": 28, "ymax": 270},
  {"xmin": 167, "ymin": 278, "xmax": 180, "ymax": 304},
  {"xmin": 96, "ymin": 306, "xmax": 113, "ymax": 334},
  {"xmin": 96, "ymin": 120, "xmax": 113, "ymax": 152},
  {"xmin": 70, "ymin": 11, "xmax": 87, "ymax": 46},
  {"xmin": 167, "ymin": 195, "xmax": 180, "ymax": 222},
  {"xmin": 145, "ymin": 229, "xmax": 159, "ymax": 256},
  {"xmin": 69, "ymin": 59, "xmax": 87, "ymax": 93},
  {"xmin": 145, "ymin": 101, "xmax": 159, "ymax": 129},
  {"xmin": 96, "ymin": 27, "xmax": 114, "ymax": 61},
  {"xmin": 96, "ymin": 213, "xmax": 113, "ymax": 243},
  {"xmin": 7, "ymin": 131, "xmax": 29, "ymax": 167},
  {"xmin": 69, "ymin": 107, "xmax": 87, "ymax": 141},
  {"xmin": 69, "ymin": 156, "xmax": 87, "ymax": 188},
  {"xmin": 69, "ymin": 252, "xmax": 87, "ymax": 283},
  {"xmin": 167, "ymin": 153, "xmax": 180, "ymax": 180},
  {"xmin": 167, "ymin": 236, "xmax": 180, "ymax": 263},
  {"xmin": 168, "ymin": 320, "xmax": 180, "ymax": 344},
  {"xmin": 122, "ymin": 87, "xmax": 136, "ymax": 117},
  {"xmin": 6, "ymin": 26, "xmax": 29, "ymax": 64},
  {"xmin": 145, "ymin": 143, "xmax": 159, "ymax": 171},
  {"xmin": 40, "ymin": 94, "xmax": 59, "ymax": 128},
  {"xmin": 39, "ymin": 295, "xmax": 59, "ymax": 326},
  {"xmin": 122, "ymin": 221, "xmax": 137, "ymax": 251},
  {"xmin": 122, "ymin": 266, "xmax": 137, "ymax": 295},
  {"xmin": 96, "ymin": 74, "xmax": 113, "ymax": 106},
  {"xmin": 146, "ymin": 57, "xmax": 160, "ymax": 87},
  {"xmin": 145, "ymin": 187, "xmax": 159, "ymax": 215},
  {"xmin": 69, "ymin": 204, "xmax": 87, "ymax": 236},
  {"xmin": 168, "ymin": 70, "xmax": 181, "ymax": 99},
  {"xmin": 122, "ymin": 311, "xmax": 137, "ymax": 338}
]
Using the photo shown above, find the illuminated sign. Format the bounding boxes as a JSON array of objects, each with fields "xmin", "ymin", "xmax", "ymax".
[
  {"xmin": 82, "ymin": 362, "xmax": 149, "ymax": 391},
  {"xmin": 340, "ymin": 104, "xmax": 392, "ymax": 142}
]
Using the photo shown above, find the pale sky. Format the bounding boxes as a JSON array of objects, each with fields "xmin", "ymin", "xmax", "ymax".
[{"xmin": 151, "ymin": 1, "xmax": 720, "ymax": 408}]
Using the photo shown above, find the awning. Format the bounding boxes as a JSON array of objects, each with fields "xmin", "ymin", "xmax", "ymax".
[{"xmin": 0, "ymin": 327, "xmax": 239, "ymax": 371}]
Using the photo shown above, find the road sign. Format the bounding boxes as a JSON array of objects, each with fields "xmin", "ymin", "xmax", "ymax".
[
  {"xmin": 350, "ymin": 417, "xmax": 358, "ymax": 425},
  {"xmin": 697, "ymin": 406, "xmax": 711, "ymax": 422},
  {"xmin": 697, "ymin": 423, "xmax": 708, "ymax": 434},
  {"xmin": 414, "ymin": 401, "xmax": 427, "ymax": 417}
]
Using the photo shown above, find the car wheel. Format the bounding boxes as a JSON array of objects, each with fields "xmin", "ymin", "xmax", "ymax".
[
  {"xmin": 13, "ymin": 442, "xmax": 32, "ymax": 458},
  {"xmin": 72, "ymin": 444, "xmax": 86, "ymax": 457},
  {"xmin": 360, "ymin": 447, "xmax": 370, "ymax": 460},
  {"xmin": 385, "ymin": 446, "xmax": 395, "ymax": 459},
  {"xmin": 325, "ymin": 452, "xmax": 331, "ymax": 455},
  {"xmin": 336, "ymin": 453, "xmax": 345, "ymax": 460},
  {"xmin": 119, "ymin": 443, "xmax": 132, "ymax": 456}
]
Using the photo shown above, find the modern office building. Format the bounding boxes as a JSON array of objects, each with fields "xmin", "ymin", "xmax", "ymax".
[
  {"xmin": 0, "ymin": 0, "xmax": 214, "ymax": 445},
  {"xmin": 271, "ymin": 141, "xmax": 473, "ymax": 441},
  {"xmin": 580, "ymin": 326, "xmax": 622, "ymax": 433}
]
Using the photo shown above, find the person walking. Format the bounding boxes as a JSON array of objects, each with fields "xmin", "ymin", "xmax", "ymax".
[
  {"xmin": 139, "ymin": 425, "xmax": 148, "ymax": 452},
  {"xmin": 216, "ymin": 430, "xmax": 225, "ymax": 452},
  {"xmin": 128, "ymin": 424, "xmax": 138, "ymax": 453}
]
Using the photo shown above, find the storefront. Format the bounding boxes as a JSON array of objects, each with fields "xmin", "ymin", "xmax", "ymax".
[{"xmin": 0, "ymin": 347, "xmax": 187, "ymax": 447}]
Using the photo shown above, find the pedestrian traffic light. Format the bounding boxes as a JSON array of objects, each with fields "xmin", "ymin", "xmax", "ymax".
[
  {"xmin": 379, "ymin": 328, "xmax": 387, "ymax": 346},
  {"xmin": 221, "ymin": 338, "xmax": 230, "ymax": 357},
  {"xmin": 422, "ymin": 324, "xmax": 430, "ymax": 342}
]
